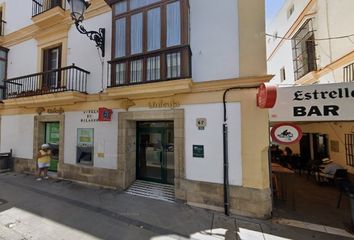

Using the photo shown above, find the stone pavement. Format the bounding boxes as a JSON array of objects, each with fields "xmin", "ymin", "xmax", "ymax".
[{"xmin": 0, "ymin": 172, "xmax": 353, "ymax": 240}]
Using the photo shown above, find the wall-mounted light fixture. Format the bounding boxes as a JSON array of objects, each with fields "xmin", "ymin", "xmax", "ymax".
[{"xmin": 67, "ymin": 0, "xmax": 105, "ymax": 57}]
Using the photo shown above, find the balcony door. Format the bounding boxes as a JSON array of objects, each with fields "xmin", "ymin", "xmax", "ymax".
[
  {"xmin": 0, "ymin": 47, "xmax": 7, "ymax": 100},
  {"xmin": 43, "ymin": 46, "xmax": 61, "ymax": 90}
]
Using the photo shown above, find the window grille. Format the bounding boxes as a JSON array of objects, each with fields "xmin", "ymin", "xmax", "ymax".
[
  {"xmin": 292, "ymin": 19, "xmax": 317, "ymax": 80},
  {"xmin": 345, "ymin": 134, "xmax": 354, "ymax": 166},
  {"xmin": 343, "ymin": 63, "xmax": 354, "ymax": 82}
]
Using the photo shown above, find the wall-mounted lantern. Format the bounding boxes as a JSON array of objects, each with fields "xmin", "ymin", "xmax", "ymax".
[{"xmin": 67, "ymin": 0, "xmax": 105, "ymax": 57}]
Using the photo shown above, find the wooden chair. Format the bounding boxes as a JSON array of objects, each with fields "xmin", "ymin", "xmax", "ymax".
[
  {"xmin": 272, "ymin": 174, "xmax": 280, "ymax": 199},
  {"xmin": 334, "ymin": 169, "xmax": 350, "ymax": 208}
]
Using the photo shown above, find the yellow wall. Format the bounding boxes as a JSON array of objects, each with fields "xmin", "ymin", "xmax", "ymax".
[{"xmin": 238, "ymin": 0, "xmax": 267, "ymax": 77}]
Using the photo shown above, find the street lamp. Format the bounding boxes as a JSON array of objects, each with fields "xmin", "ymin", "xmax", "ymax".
[{"xmin": 67, "ymin": 0, "xmax": 105, "ymax": 57}]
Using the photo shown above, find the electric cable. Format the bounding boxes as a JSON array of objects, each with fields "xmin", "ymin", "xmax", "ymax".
[{"xmin": 266, "ymin": 33, "xmax": 354, "ymax": 41}]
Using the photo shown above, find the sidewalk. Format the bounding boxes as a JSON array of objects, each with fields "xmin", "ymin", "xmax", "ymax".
[{"xmin": 0, "ymin": 172, "xmax": 352, "ymax": 240}]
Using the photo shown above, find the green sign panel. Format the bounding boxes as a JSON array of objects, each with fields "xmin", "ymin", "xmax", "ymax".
[
  {"xmin": 46, "ymin": 122, "xmax": 59, "ymax": 144},
  {"xmin": 193, "ymin": 145, "xmax": 204, "ymax": 158}
]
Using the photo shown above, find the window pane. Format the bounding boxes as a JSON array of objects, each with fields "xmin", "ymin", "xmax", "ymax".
[
  {"xmin": 130, "ymin": 0, "xmax": 159, "ymax": 10},
  {"xmin": 131, "ymin": 13, "xmax": 143, "ymax": 54},
  {"xmin": 0, "ymin": 50, "xmax": 6, "ymax": 59},
  {"xmin": 0, "ymin": 61, "xmax": 5, "ymax": 85},
  {"xmin": 115, "ymin": 63, "xmax": 126, "ymax": 85},
  {"xmin": 166, "ymin": 1, "xmax": 181, "ymax": 47},
  {"xmin": 148, "ymin": 8, "xmax": 161, "ymax": 51},
  {"xmin": 114, "ymin": 1, "xmax": 127, "ymax": 15},
  {"xmin": 147, "ymin": 56, "xmax": 160, "ymax": 81},
  {"xmin": 115, "ymin": 18, "xmax": 126, "ymax": 58},
  {"xmin": 130, "ymin": 60, "xmax": 143, "ymax": 83},
  {"xmin": 167, "ymin": 52, "xmax": 181, "ymax": 78}
]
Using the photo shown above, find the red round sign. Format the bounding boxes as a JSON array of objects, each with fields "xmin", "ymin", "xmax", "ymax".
[
  {"xmin": 271, "ymin": 123, "xmax": 302, "ymax": 145},
  {"xmin": 257, "ymin": 83, "xmax": 277, "ymax": 108}
]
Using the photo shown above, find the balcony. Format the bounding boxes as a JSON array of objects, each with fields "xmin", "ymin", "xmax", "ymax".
[
  {"xmin": 108, "ymin": 45, "xmax": 192, "ymax": 88},
  {"xmin": 4, "ymin": 65, "xmax": 89, "ymax": 102},
  {"xmin": 32, "ymin": 0, "xmax": 66, "ymax": 28},
  {"xmin": 32, "ymin": 0, "xmax": 65, "ymax": 17}
]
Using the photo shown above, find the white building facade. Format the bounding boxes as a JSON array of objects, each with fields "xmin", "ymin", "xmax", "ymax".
[{"xmin": 0, "ymin": 0, "xmax": 272, "ymax": 218}]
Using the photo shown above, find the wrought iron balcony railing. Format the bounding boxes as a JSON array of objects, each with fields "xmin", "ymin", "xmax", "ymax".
[
  {"xmin": 32, "ymin": 0, "xmax": 65, "ymax": 17},
  {"xmin": 4, "ymin": 64, "xmax": 89, "ymax": 99},
  {"xmin": 108, "ymin": 45, "xmax": 192, "ymax": 88}
]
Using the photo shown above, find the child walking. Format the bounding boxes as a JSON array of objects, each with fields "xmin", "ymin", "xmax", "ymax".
[{"xmin": 37, "ymin": 143, "xmax": 51, "ymax": 181}]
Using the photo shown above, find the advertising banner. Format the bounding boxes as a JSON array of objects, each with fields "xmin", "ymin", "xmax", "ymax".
[{"xmin": 270, "ymin": 82, "xmax": 354, "ymax": 122}]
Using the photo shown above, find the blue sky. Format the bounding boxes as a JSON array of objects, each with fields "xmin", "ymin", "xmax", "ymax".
[{"xmin": 266, "ymin": 0, "xmax": 286, "ymax": 22}]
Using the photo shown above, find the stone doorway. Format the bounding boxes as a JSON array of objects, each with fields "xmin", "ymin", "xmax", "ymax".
[
  {"xmin": 117, "ymin": 110, "xmax": 184, "ymax": 197},
  {"xmin": 33, "ymin": 114, "xmax": 64, "ymax": 176}
]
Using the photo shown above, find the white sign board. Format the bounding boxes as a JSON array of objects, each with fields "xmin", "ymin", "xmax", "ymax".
[{"xmin": 270, "ymin": 82, "xmax": 354, "ymax": 122}]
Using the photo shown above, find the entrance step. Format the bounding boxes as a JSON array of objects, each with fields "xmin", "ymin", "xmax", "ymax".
[{"xmin": 125, "ymin": 180, "xmax": 175, "ymax": 203}]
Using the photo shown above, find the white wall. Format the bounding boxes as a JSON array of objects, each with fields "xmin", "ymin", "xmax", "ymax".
[
  {"xmin": 267, "ymin": 0, "xmax": 354, "ymax": 85},
  {"xmin": 64, "ymin": 111, "xmax": 118, "ymax": 169},
  {"xmin": 266, "ymin": 0, "xmax": 311, "ymax": 85},
  {"xmin": 0, "ymin": 114, "xmax": 34, "ymax": 159},
  {"xmin": 184, "ymin": 103, "xmax": 242, "ymax": 186},
  {"xmin": 266, "ymin": 0, "xmax": 310, "ymax": 57},
  {"xmin": 315, "ymin": 0, "xmax": 354, "ymax": 69},
  {"xmin": 0, "ymin": 0, "xmax": 33, "ymax": 34},
  {"xmin": 190, "ymin": 0, "xmax": 239, "ymax": 82},
  {"xmin": 267, "ymin": 40, "xmax": 295, "ymax": 84},
  {"xmin": 67, "ymin": 12, "xmax": 112, "ymax": 93},
  {"xmin": 7, "ymin": 39, "xmax": 38, "ymax": 78}
]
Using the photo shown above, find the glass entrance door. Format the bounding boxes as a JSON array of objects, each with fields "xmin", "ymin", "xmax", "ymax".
[
  {"xmin": 137, "ymin": 121, "xmax": 174, "ymax": 184},
  {"xmin": 45, "ymin": 122, "xmax": 60, "ymax": 172}
]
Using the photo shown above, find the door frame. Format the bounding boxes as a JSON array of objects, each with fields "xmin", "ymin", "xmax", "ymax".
[
  {"xmin": 117, "ymin": 110, "xmax": 184, "ymax": 190},
  {"xmin": 42, "ymin": 45, "xmax": 62, "ymax": 90},
  {"xmin": 33, "ymin": 114, "xmax": 64, "ymax": 174},
  {"xmin": 136, "ymin": 121, "xmax": 173, "ymax": 184}
]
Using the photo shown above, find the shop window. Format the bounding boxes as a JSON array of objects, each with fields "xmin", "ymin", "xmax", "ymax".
[
  {"xmin": 292, "ymin": 19, "xmax": 317, "ymax": 80},
  {"xmin": 345, "ymin": 134, "xmax": 354, "ymax": 167},
  {"xmin": 343, "ymin": 62, "xmax": 354, "ymax": 82},
  {"xmin": 77, "ymin": 128, "xmax": 94, "ymax": 165}
]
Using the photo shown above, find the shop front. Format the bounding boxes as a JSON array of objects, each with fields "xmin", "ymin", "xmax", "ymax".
[
  {"xmin": 268, "ymin": 82, "xmax": 354, "ymax": 228},
  {"xmin": 1, "ymin": 78, "xmax": 273, "ymax": 219}
]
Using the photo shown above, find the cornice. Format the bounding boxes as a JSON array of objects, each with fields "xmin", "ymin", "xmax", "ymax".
[{"xmin": 1, "ymin": 0, "xmax": 110, "ymax": 48}]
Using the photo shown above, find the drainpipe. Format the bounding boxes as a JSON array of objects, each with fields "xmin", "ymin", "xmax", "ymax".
[{"xmin": 222, "ymin": 85, "xmax": 260, "ymax": 216}]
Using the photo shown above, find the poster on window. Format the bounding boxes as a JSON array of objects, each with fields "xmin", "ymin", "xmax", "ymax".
[
  {"xmin": 46, "ymin": 122, "xmax": 60, "ymax": 144},
  {"xmin": 77, "ymin": 128, "xmax": 94, "ymax": 146}
]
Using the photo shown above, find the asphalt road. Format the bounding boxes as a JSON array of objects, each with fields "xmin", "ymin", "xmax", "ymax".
[{"xmin": 0, "ymin": 172, "xmax": 352, "ymax": 240}]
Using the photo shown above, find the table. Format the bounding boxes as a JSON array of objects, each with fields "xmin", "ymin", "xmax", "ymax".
[{"xmin": 272, "ymin": 163, "xmax": 295, "ymax": 210}]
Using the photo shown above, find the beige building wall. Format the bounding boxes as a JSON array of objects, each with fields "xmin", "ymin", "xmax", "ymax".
[{"xmin": 238, "ymin": 0, "xmax": 267, "ymax": 77}]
